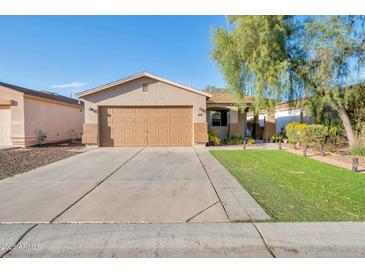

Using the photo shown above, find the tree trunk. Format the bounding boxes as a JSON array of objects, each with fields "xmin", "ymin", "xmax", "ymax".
[{"xmin": 337, "ymin": 105, "xmax": 356, "ymax": 147}]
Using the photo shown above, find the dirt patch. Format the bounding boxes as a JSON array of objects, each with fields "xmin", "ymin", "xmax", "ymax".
[{"xmin": 0, "ymin": 143, "xmax": 86, "ymax": 180}]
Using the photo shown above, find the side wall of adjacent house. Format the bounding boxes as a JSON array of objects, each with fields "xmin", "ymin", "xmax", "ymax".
[{"xmin": 23, "ymin": 96, "xmax": 84, "ymax": 146}]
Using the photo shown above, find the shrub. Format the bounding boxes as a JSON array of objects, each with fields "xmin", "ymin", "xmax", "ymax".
[
  {"xmin": 327, "ymin": 126, "xmax": 348, "ymax": 152},
  {"xmin": 271, "ymin": 135, "xmax": 283, "ymax": 143},
  {"xmin": 308, "ymin": 124, "xmax": 328, "ymax": 144},
  {"xmin": 225, "ymin": 133, "xmax": 244, "ymax": 145},
  {"xmin": 286, "ymin": 122, "xmax": 311, "ymax": 147},
  {"xmin": 350, "ymin": 133, "xmax": 365, "ymax": 156},
  {"xmin": 208, "ymin": 128, "xmax": 221, "ymax": 146},
  {"xmin": 308, "ymin": 124, "xmax": 328, "ymax": 156},
  {"xmin": 246, "ymin": 138, "xmax": 256, "ymax": 145},
  {"xmin": 350, "ymin": 143, "xmax": 365, "ymax": 156},
  {"xmin": 285, "ymin": 122, "xmax": 311, "ymax": 156},
  {"xmin": 285, "ymin": 122, "xmax": 301, "ymax": 144}
]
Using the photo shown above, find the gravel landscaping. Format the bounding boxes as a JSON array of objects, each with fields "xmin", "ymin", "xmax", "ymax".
[{"xmin": 0, "ymin": 143, "xmax": 86, "ymax": 180}]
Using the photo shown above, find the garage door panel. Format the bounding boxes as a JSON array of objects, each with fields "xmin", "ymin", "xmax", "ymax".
[
  {"xmin": 158, "ymin": 117, "xmax": 169, "ymax": 124},
  {"xmin": 158, "ymin": 108, "xmax": 169, "ymax": 114},
  {"xmin": 124, "ymin": 128, "xmax": 134, "ymax": 135},
  {"xmin": 181, "ymin": 117, "xmax": 192, "ymax": 124},
  {"xmin": 99, "ymin": 106, "xmax": 192, "ymax": 147},
  {"xmin": 169, "ymin": 108, "xmax": 180, "ymax": 113},
  {"xmin": 135, "ymin": 117, "xmax": 145, "ymax": 124},
  {"xmin": 135, "ymin": 128, "xmax": 146, "ymax": 134},
  {"xmin": 169, "ymin": 118, "xmax": 180, "ymax": 124},
  {"xmin": 123, "ymin": 108, "xmax": 135, "ymax": 114},
  {"xmin": 146, "ymin": 128, "xmax": 158, "ymax": 134},
  {"xmin": 147, "ymin": 136, "xmax": 158, "ymax": 145},
  {"xmin": 147, "ymin": 108, "xmax": 158, "ymax": 114},
  {"xmin": 158, "ymin": 127, "xmax": 169, "ymax": 134},
  {"xmin": 135, "ymin": 137, "xmax": 147, "ymax": 145},
  {"xmin": 181, "ymin": 108, "xmax": 193, "ymax": 114},
  {"xmin": 111, "ymin": 123, "xmax": 123, "ymax": 130},
  {"xmin": 111, "ymin": 117, "xmax": 123, "ymax": 124},
  {"xmin": 124, "ymin": 118, "xmax": 135, "ymax": 125},
  {"xmin": 158, "ymin": 137, "xmax": 169, "ymax": 144},
  {"xmin": 135, "ymin": 108, "xmax": 146, "ymax": 114}
]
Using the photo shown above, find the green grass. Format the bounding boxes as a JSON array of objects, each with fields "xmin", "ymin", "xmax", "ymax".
[{"xmin": 211, "ymin": 150, "xmax": 365, "ymax": 221}]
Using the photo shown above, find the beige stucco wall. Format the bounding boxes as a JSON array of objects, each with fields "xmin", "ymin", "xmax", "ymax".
[
  {"xmin": 23, "ymin": 96, "xmax": 84, "ymax": 146},
  {"xmin": 1, "ymin": 86, "xmax": 84, "ymax": 147},
  {"xmin": 81, "ymin": 76, "xmax": 208, "ymax": 145},
  {"xmin": 0, "ymin": 86, "xmax": 25, "ymax": 146}
]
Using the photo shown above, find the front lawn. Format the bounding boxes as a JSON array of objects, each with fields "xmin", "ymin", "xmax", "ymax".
[{"xmin": 211, "ymin": 150, "xmax": 365, "ymax": 221}]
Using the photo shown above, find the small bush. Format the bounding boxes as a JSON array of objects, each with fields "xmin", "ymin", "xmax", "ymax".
[
  {"xmin": 285, "ymin": 122, "xmax": 301, "ymax": 144},
  {"xmin": 285, "ymin": 122, "xmax": 311, "ymax": 146},
  {"xmin": 208, "ymin": 128, "xmax": 221, "ymax": 146},
  {"xmin": 350, "ymin": 135, "xmax": 365, "ymax": 156},
  {"xmin": 308, "ymin": 124, "xmax": 328, "ymax": 145},
  {"xmin": 225, "ymin": 133, "xmax": 244, "ymax": 145},
  {"xmin": 350, "ymin": 144, "xmax": 365, "ymax": 156},
  {"xmin": 271, "ymin": 135, "xmax": 283, "ymax": 143},
  {"xmin": 246, "ymin": 138, "xmax": 256, "ymax": 145}
]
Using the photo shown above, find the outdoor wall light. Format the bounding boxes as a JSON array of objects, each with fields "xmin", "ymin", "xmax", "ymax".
[{"xmin": 88, "ymin": 107, "xmax": 97, "ymax": 113}]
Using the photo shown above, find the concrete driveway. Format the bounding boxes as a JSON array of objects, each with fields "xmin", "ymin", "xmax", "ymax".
[{"xmin": 0, "ymin": 147, "xmax": 228, "ymax": 223}]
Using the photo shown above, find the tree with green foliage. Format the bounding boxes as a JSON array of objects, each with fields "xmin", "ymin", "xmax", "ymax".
[
  {"xmin": 211, "ymin": 16, "xmax": 365, "ymax": 148},
  {"xmin": 211, "ymin": 16, "xmax": 299, "ymax": 113},
  {"xmin": 301, "ymin": 16, "xmax": 365, "ymax": 147},
  {"xmin": 202, "ymin": 85, "xmax": 227, "ymax": 93},
  {"xmin": 343, "ymin": 84, "xmax": 365, "ymax": 134}
]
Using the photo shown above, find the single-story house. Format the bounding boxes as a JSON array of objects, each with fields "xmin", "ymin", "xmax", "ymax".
[
  {"xmin": 77, "ymin": 72, "xmax": 211, "ymax": 147},
  {"xmin": 0, "ymin": 82, "xmax": 84, "ymax": 147},
  {"xmin": 77, "ymin": 72, "xmax": 313, "ymax": 147},
  {"xmin": 77, "ymin": 72, "xmax": 260, "ymax": 147}
]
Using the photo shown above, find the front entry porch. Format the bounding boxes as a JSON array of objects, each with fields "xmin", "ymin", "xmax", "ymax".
[
  {"xmin": 207, "ymin": 93, "xmax": 277, "ymax": 142},
  {"xmin": 206, "ymin": 107, "xmax": 247, "ymax": 140}
]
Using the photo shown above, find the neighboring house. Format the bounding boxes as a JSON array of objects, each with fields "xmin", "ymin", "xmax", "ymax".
[
  {"xmin": 247, "ymin": 100, "xmax": 314, "ymax": 140},
  {"xmin": 273, "ymin": 102, "xmax": 313, "ymax": 134},
  {"xmin": 0, "ymin": 82, "xmax": 84, "ymax": 147}
]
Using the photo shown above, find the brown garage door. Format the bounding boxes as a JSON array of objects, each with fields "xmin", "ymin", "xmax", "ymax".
[{"xmin": 99, "ymin": 106, "xmax": 193, "ymax": 147}]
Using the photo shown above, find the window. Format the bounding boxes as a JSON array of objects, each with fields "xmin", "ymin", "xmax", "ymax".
[
  {"xmin": 142, "ymin": 83, "xmax": 148, "ymax": 92},
  {"xmin": 211, "ymin": 110, "xmax": 227, "ymax": 126}
]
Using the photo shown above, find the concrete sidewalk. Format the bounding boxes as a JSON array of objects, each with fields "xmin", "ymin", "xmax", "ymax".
[
  {"xmin": 195, "ymin": 147, "xmax": 271, "ymax": 221},
  {"xmin": 1, "ymin": 222, "xmax": 364, "ymax": 258}
]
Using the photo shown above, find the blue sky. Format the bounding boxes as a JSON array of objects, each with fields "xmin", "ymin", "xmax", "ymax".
[{"xmin": 0, "ymin": 16, "xmax": 227, "ymax": 97}]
